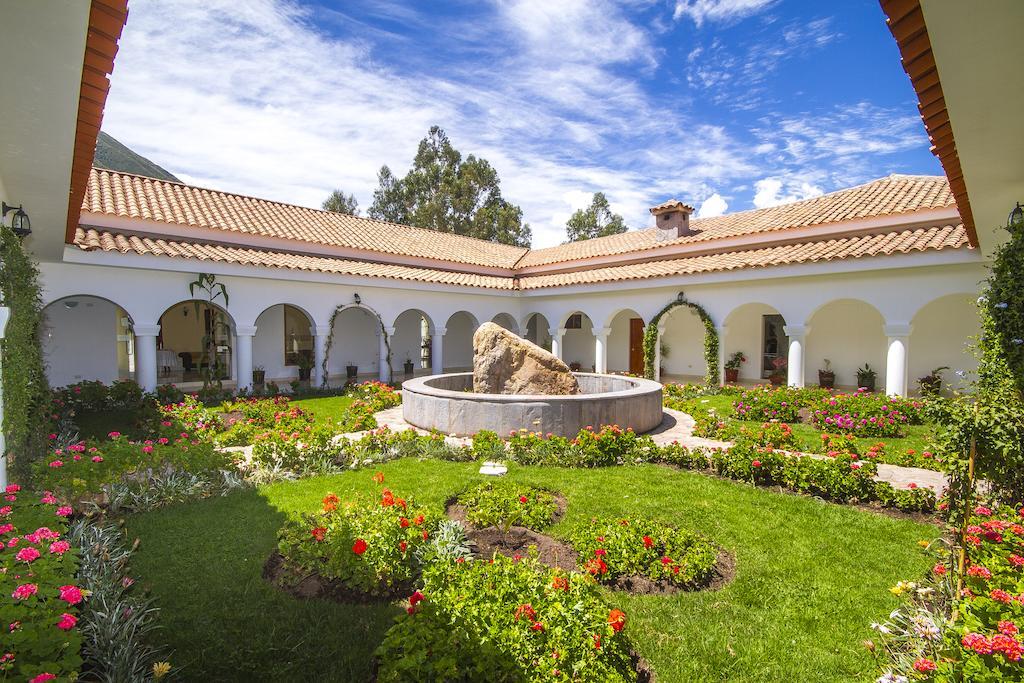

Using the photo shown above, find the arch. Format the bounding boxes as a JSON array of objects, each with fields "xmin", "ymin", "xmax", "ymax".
[
  {"xmin": 606, "ymin": 308, "xmax": 645, "ymax": 374},
  {"xmin": 805, "ymin": 298, "xmax": 886, "ymax": 390},
  {"xmin": 393, "ymin": 308, "xmax": 434, "ymax": 376},
  {"xmin": 156, "ymin": 299, "xmax": 238, "ymax": 384},
  {"xmin": 658, "ymin": 304, "xmax": 709, "ymax": 382},
  {"xmin": 491, "ymin": 312, "xmax": 519, "ymax": 335},
  {"xmin": 523, "ymin": 312, "xmax": 552, "ymax": 351},
  {"xmin": 722, "ymin": 302, "xmax": 786, "ymax": 381},
  {"xmin": 326, "ymin": 305, "xmax": 383, "ymax": 382},
  {"xmin": 41, "ymin": 295, "xmax": 136, "ymax": 388},
  {"xmin": 253, "ymin": 304, "xmax": 315, "ymax": 383},
  {"xmin": 444, "ymin": 310, "xmax": 479, "ymax": 371},
  {"xmin": 561, "ymin": 310, "xmax": 595, "ymax": 372},
  {"xmin": 909, "ymin": 293, "xmax": 980, "ymax": 393}
]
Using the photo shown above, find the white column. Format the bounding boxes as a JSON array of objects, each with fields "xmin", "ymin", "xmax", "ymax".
[
  {"xmin": 134, "ymin": 323, "xmax": 160, "ymax": 393},
  {"xmin": 716, "ymin": 325, "xmax": 727, "ymax": 386},
  {"xmin": 783, "ymin": 325, "xmax": 807, "ymax": 388},
  {"xmin": 593, "ymin": 327, "xmax": 611, "ymax": 374},
  {"xmin": 235, "ymin": 325, "xmax": 257, "ymax": 392},
  {"xmin": 550, "ymin": 327, "xmax": 565, "ymax": 360},
  {"xmin": 379, "ymin": 326, "xmax": 395, "ymax": 383},
  {"xmin": 311, "ymin": 325, "xmax": 330, "ymax": 388},
  {"xmin": 431, "ymin": 327, "xmax": 445, "ymax": 374},
  {"xmin": 885, "ymin": 323, "xmax": 912, "ymax": 396},
  {"xmin": 654, "ymin": 325, "xmax": 665, "ymax": 382},
  {"xmin": 0, "ymin": 307, "xmax": 10, "ymax": 489}
]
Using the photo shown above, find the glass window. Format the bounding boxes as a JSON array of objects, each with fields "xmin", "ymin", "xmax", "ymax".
[{"xmin": 283, "ymin": 305, "xmax": 313, "ymax": 366}]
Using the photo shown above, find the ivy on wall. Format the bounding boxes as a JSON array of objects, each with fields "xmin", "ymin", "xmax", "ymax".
[
  {"xmin": 321, "ymin": 303, "xmax": 392, "ymax": 386},
  {"xmin": 642, "ymin": 292, "xmax": 719, "ymax": 387},
  {"xmin": 986, "ymin": 225, "xmax": 1024, "ymax": 396},
  {"xmin": 0, "ymin": 226, "xmax": 51, "ymax": 482}
]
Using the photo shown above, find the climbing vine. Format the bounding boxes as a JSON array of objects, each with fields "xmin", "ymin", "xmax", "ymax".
[
  {"xmin": 642, "ymin": 292, "xmax": 719, "ymax": 386},
  {"xmin": 321, "ymin": 302, "xmax": 392, "ymax": 386},
  {"xmin": 0, "ymin": 226, "xmax": 51, "ymax": 482}
]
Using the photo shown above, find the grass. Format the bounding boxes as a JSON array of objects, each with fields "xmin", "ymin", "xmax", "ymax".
[
  {"xmin": 125, "ymin": 460, "xmax": 938, "ymax": 682},
  {"xmin": 290, "ymin": 395, "xmax": 355, "ymax": 428}
]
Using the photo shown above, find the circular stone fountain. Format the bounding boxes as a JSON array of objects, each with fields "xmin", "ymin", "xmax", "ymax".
[{"xmin": 402, "ymin": 372, "xmax": 664, "ymax": 438}]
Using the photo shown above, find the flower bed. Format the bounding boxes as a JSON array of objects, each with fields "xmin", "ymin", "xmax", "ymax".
[
  {"xmin": 336, "ymin": 381, "xmax": 402, "ymax": 432},
  {"xmin": 0, "ymin": 485, "xmax": 83, "ymax": 682},
  {"xmin": 568, "ymin": 517, "xmax": 719, "ymax": 591},
  {"xmin": 455, "ymin": 481, "xmax": 561, "ymax": 531},
  {"xmin": 732, "ymin": 386, "xmax": 816, "ymax": 422},
  {"xmin": 375, "ymin": 553, "xmax": 644, "ymax": 683},
  {"xmin": 276, "ymin": 481, "xmax": 440, "ymax": 598},
  {"xmin": 809, "ymin": 391, "xmax": 923, "ymax": 438},
  {"xmin": 215, "ymin": 395, "xmax": 316, "ymax": 446},
  {"xmin": 503, "ymin": 426, "xmax": 656, "ymax": 468}
]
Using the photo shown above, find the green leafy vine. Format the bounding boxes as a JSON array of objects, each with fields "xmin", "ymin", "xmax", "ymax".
[
  {"xmin": 321, "ymin": 303, "xmax": 392, "ymax": 386},
  {"xmin": 642, "ymin": 293, "xmax": 719, "ymax": 386}
]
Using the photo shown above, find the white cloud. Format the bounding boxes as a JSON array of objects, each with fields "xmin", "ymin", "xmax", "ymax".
[
  {"xmin": 673, "ymin": 0, "xmax": 777, "ymax": 27},
  {"xmin": 752, "ymin": 178, "xmax": 823, "ymax": 209},
  {"xmin": 697, "ymin": 192, "xmax": 728, "ymax": 217}
]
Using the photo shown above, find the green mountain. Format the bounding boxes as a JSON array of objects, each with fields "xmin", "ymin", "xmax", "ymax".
[{"xmin": 93, "ymin": 131, "xmax": 181, "ymax": 182}]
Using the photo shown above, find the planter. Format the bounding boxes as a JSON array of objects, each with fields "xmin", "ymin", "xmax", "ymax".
[
  {"xmin": 569, "ymin": 362, "xmax": 582, "ymax": 372},
  {"xmin": 724, "ymin": 368, "xmax": 739, "ymax": 383},
  {"xmin": 346, "ymin": 365, "xmax": 358, "ymax": 379},
  {"xmin": 857, "ymin": 376, "xmax": 876, "ymax": 392},
  {"xmin": 768, "ymin": 374, "xmax": 785, "ymax": 386},
  {"xmin": 919, "ymin": 375, "xmax": 941, "ymax": 395},
  {"xmin": 298, "ymin": 368, "xmax": 312, "ymax": 381},
  {"xmin": 404, "ymin": 360, "xmax": 415, "ymax": 376},
  {"xmin": 818, "ymin": 371, "xmax": 834, "ymax": 389},
  {"xmin": 252, "ymin": 370, "xmax": 266, "ymax": 386}
]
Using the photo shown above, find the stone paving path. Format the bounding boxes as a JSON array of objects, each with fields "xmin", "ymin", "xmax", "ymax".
[{"xmin": 352, "ymin": 406, "xmax": 949, "ymax": 496}]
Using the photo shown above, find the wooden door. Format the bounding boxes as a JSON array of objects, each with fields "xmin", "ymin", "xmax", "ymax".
[{"xmin": 628, "ymin": 318, "xmax": 644, "ymax": 375}]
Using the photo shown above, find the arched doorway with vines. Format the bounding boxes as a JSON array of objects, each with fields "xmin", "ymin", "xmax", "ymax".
[{"xmin": 643, "ymin": 292, "xmax": 719, "ymax": 386}]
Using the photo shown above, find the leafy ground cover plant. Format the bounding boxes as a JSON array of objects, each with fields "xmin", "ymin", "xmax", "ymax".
[
  {"xmin": 569, "ymin": 516, "xmax": 718, "ymax": 588},
  {"xmin": 809, "ymin": 390, "xmax": 924, "ymax": 438},
  {"xmin": 335, "ymin": 381, "xmax": 403, "ymax": 432},
  {"xmin": 456, "ymin": 481, "xmax": 560, "ymax": 531},
  {"xmin": 215, "ymin": 395, "xmax": 315, "ymax": 446},
  {"xmin": 0, "ymin": 486, "xmax": 83, "ymax": 682},
  {"xmin": 504, "ymin": 426, "xmax": 657, "ymax": 467},
  {"xmin": 277, "ymin": 477, "xmax": 441, "ymax": 596},
  {"xmin": 375, "ymin": 552, "xmax": 640, "ymax": 683},
  {"xmin": 732, "ymin": 385, "xmax": 816, "ymax": 422}
]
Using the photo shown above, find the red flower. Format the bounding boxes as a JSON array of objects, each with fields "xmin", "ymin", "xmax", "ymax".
[
  {"xmin": 551, "ymin": 576, "xmax": 569, "ymax": 592},
  {"xmin": 381, "ymin": 489, "xmax": 395, "ymax": 507},
  {"xmin": 912, "ymin": 658, "xmax": 936, "ymax": 672},
  {"xmin": 751, "ymin": 460, "xmax": 761, "ymax": 468},
  {"xmin": 422, "ymin": 530, "xmax": 429, "ymax": 540},
  {"xmin": 642, "ymin": 535, "xmax": 653, "ymax": 549},
  {"xmin": 999, "ymin": 620, "xmax": 1019, "ymax": 636},
  {"xmin": 594, "ymin": 548, "xmax": 606, "ymax": 557},
  {"xmin": 414, "ymin": 515, "xmax": 425, "ymax": 526},
  {"xmin": 1011, "ymin": 554, "xmax": 1024, "ymax": 567},
  {"xmin": 400, "ymin": 517, "xmax": 410, "ymax": 528},
  {"xmin": 607, "ymin": 609, "xmax": 627, "ymax": 633},
  {"xmin": 531, "ymin": 622, "xmax": 545, "ymax": 632},
  {"xmin": 372, "ymin": 471, "xmax": 385, "ymax": 484},
  {"xmin": 932, "ymin": 563, "xmax": 947, "ymax": 576},
  {"xmin": 399, "ymin": 541, "xmax": 408, "ymax": 553},
  {"xmin": 310, "ymin": 527, "xmax": 327, "ymax": 542},
  {"xmin": 592, "ymin": 634, "xmax": 601, "ymax": 650},
  {"xmin": 660, "ymin": 556, "xmax": 672, "ymax": 565},
  {"xmin": 991, "ymin": 589, "xmax": 1013, "ymax": 604},
  {"xmin": 514, "ymin": 604, "xmax": 537, "ymax": 622},
  {"xmin": 584, "ymin": 558, "xmax": 608, "ymax": 576},
  {"xmin": 519, "ymin": 496, "xmax": 528, "ymax": 504},
  {"xmin": 409, "ymin": 590, "xmax": 424, "ymax": 606},
  {"xmin": 352, "ymin": 538, "xmax": 368, "ymax": 555},
  {"xmin": 322, "ymin": 493, "xmax": 339, "ymax": 513}
]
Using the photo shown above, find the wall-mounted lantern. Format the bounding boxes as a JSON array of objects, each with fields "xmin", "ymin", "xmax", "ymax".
[
  {"xmin": 1008, "ymin": 202, "xmax": 1024, "ymax": 231},
  {"xmin": 1, "ymin": 202, "xmax": 31, "ymax": 238}
]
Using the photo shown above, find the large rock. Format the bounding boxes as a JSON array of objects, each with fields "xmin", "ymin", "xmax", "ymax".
[{"xmin": 473, "ymin": 322, "xmax": 580, "ymax": 395}]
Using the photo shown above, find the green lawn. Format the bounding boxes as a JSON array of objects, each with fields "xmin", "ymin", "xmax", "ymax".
[
  {"xmin": 290, "ymin": 395, "xmax": 355, "ymax": 428},
  {"xmin": 125, "ymin": 460, "xmax": 937, "ymax": 682}
]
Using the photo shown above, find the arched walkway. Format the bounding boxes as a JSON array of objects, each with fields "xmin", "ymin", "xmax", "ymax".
[
  {"xmin": 723, "ymin": 303, "xmax": 786, "ymax": 382},
  {"xmin": 805, "ymin": 299, "xmax": 886, "ymax": 390},
  {"xmin": 559, "ymin": 311, "xmax": 595, "ymax": 372},
  {"xmin": 443, "ymin": 311, "xmax": 478, "ymax": 372},
  {"xmin": 659, "ymin": 305, "xmax": 707, "ymax": 382},
  {"xmin": 41, "ymin": 295, "xmax": 134, "ymax": 388},
  {"xmin": 909, "ymin": 294, "xmax": 980, "ymax": 393},
  {"xmin": 326, "ymin": 306, "xmax": 382, "ymax": 383},
  {"xmin": 157, "ymin": 299, "xmax": 236, "ymax": 385},
  {"xmin": 253, "ymin": 304, "xmax": 314, "ymax": 383},
  {"xmin": 491, "ymin": 313, "xmax": 519, "ymax": 335},
  {"xmin": 393, "ymin": 309, "xmax": 434, "ymax": 377},
  {"xmin": 523, "ymin": 313, "xmax": 552, "ymax": 351},
  {"xmin": 606, "ymin": 309, "xmax": 645, "ymax": 374}
]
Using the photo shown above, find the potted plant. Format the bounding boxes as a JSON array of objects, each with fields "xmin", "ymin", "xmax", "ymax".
[
  {"xmin": 569, "ymin": 361, "xmax": 582, "ymax": 372},
  {"xmin": 724, "ymin": 351, "xmax": 746, "ymax": 383},
  {"xmin": 818, "ymin": 359, "xmax": 835, "ymax": 389},
  {"xmin": 252, "ymin": 365, "xmax": 265, "ymax": 386},
  {"xmin": 297, "ymin": 351, "xmax": 313, "ymax": 381},
  {"xmin": 404, "ymin": 356, "xmax": 415, "ymax": 375},
  {"xmin": 856, "ymin": 363, "xmax": 876, "ymax": 392},
  {"xmin": 769, "ymin": 357, "xmax": 787, "ymax": 386},
  {"xmin": 918, "ymin": 365, "xmax": 949, "ymax": 396},
  {"xmin": 346, "ymin": 362, "xmax": 358, "ymax": 379}
]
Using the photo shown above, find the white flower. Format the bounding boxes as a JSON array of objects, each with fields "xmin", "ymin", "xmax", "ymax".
[{"xmin": 877, "ymin": 673, "xmax": 908, "ymax": 683}]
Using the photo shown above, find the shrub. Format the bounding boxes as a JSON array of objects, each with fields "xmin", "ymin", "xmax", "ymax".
[
  {"xmin": 649, "ymin": 441, "xmax": 710, "ymax": 469},
  {"xmin": 470, "ymin": 430, "xmax": 505, "ymax": 460},
  {"xmin": 278, "ymin": 483, "xmax": 440, "ymax": 596},
  {"xmin": 249, "ymin": 426, "xmax": 343, "ymax": 474},
  {"xmin": 158, "ymin": 395, "xmax": 223, "ymax": 438},
  {"xmin": 809, "ymin": 391, "xmax": 922, "ymax": 437},
  {"xmin": 457, "ymin": 481, "xmax": 559, "ymax": 531},
  {"xmin": 505, "ymin": 430, "xmax": 572, "ymax": 466},
  {"xmin": 375, "ymin": 553, "xmax": 638, "ymax": 683},
  {"xmin": 0, "ymin": 485, "xmax": 83, "ymax": 681},
  {"xmin": 739, "ymin": 421, "xmax": 799, "ymax": 450},
  {"xmin": 216, "ymin": 395, "xmax": 316, "ymax": 446},
  {"xmin": 732, "ymin": 385, "xmax": 808, "ymax": 422},
  {"xmin": 873, "ymin": 482, "xmax": 937, "ymax": 513},
  {"xmin": 569, "ymin": 516, "xmax": 718, "ymax": 588}
]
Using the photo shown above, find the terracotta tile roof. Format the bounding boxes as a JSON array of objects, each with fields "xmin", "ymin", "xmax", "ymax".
[
  {"xmin": 82, "ymin": 168, "xmax": 529, "ymax": 269},
  {"xmin": 517, "ymin": 224, "xmax": 970, "ymax": 289},
  {"xmin": 73, "ymin": 227, "xmax": 515, "ymax": 290},
  {"xmin": 518, "ymin": 174, "xmax": 957, "ymax": 267},
  {"xmin": 74, "ymin": 224, "xmax": 970, "ymax": 292}
]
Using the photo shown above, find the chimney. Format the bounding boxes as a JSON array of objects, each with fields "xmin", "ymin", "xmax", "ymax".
[{"xmin": 650, "ymin": 199, "xmax": 696, "ymax": 242}]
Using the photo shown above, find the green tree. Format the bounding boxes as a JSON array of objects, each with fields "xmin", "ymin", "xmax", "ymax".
[
  {"xmin": 368, "ymin": 127, "xmax": 531, "ymax": 247},
  {"xmin": 565, "ymin": 192, "xmax": 627, "ymax": 242},
  {"xmin": 322, "ymin": 189, "xmax": 359, "ymax": 216}
]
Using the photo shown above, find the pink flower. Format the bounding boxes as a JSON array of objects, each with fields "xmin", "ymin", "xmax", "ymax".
[
  {"xmin": 0, "ymin": 523, "xmax": 12, "ymax": 534},
  {"xmin": 58, "ymin": 585, "xmax": 83, "ymax": 605},
  {"xmin": 48, "ymin": 460, "xmax": 63, "ymax": 468},
  {"xmin": 30, "ymin": 674, "xmax": 57, "ymax": 683},
  {"xmin": 108, "ymin": 431, "xmax": 121, "ymax": 439},
  {"xmin": 49, "ymin": 540, "xmax": 70, "ymax": 555},
  {"xmin": 4, "ymin": 484, "xmax": 19, "ymax": 494},
  {"xmin": 15, "ymin": 547, "xmax": 40, "ymax": 563},
  {"xmin": 40, "ymin": 492, "xmax": 57, "ymax": 504},
  {"xmin": 12, "ymin": 583, "xmax": 38, "ymax": 600},
  {"xmin": 0, "ymin": 506, "xmax": 10, "ymax": 516},
  {"xmin": 142, "ymin": 445, "xmax": 154, "ymax": 454},
  {"xmin": 92, "ymin": 455, "xmax": 103, "ymax": 463},
  {"xmin": 55, "ymin": 506, "xmax": 73, "ymax": 518},
  {"xmin": 56, "ymin": 613, "xmax": 77, "ymax": 631}
]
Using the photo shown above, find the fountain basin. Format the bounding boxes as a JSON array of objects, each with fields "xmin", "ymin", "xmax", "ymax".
[{"xmin": 402, "ymin": 372, "xmax": 663, "ymax": 438}]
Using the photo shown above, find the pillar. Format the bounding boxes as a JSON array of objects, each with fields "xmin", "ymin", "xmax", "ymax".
[
  {"xmin": 379, "ymin": 326, "xmax": 395, "ymax": 383},
  {"xmin": 550, "ymin": 327, "xmax": 565, "ymax": 360},
  {"xmin": 234, "ymin": 325, "xmax": 257, "ymax": 392},
  {"xmin": 431, "ymin": 327, "xmax": 445, "ymax": 374},
  {"xmin": 716, "ymin": 325, "xmax": 727, "ymax": 385},
  {"xmin": 783, "ymin": 324, "xmax": 807, "ymax": 388},
  {"xmin": 0, "ymin": 307, "xmax": 10, "ymax": 488},
  {"xmin": 134, "ymin": 323, "xmax": 160, "ymax": 393},
  {"xmin": 885, "ymin": 323, "xmax": 912, "ymax": 396},
  {"xmin": 594, "ymin": 327, "xmax": 611, "ymax": 374},
  {"xmin": 654, "ymin": 325, "xmax": 665, "ymax": 382},
  {"xmin": 312, "ymin": 324, "xmax": 330, "ymax": 387}
]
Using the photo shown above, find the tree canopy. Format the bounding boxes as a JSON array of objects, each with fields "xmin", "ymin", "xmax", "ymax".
[
  {"xmin": 565, "ymin": 192, "xmax": 627, "ymax": 242},
  {"xmin": 368, "ymin": 126, "xmax": 531, "ymax": 247},
  {"xmin": 322, "ymin": 189, "xmax": 359, "ymax": 216}
]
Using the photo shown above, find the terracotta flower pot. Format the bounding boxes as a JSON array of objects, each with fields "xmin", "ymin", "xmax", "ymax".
[
  {"xmin": 769, "ymin": 374, "xmax": 785, "ymax": 386},
  {"xmin": 818, "ymin": 371, "xmax": 835, "ymax": 389},
  {"xmin": 725, "ymin": 368, "xmax": 739, "ymax": 383}
]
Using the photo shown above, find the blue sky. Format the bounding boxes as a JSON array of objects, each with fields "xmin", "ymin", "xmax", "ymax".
[{"xmin": 101, "ymin": 0, "xmax": 940, "ymax": 247}]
